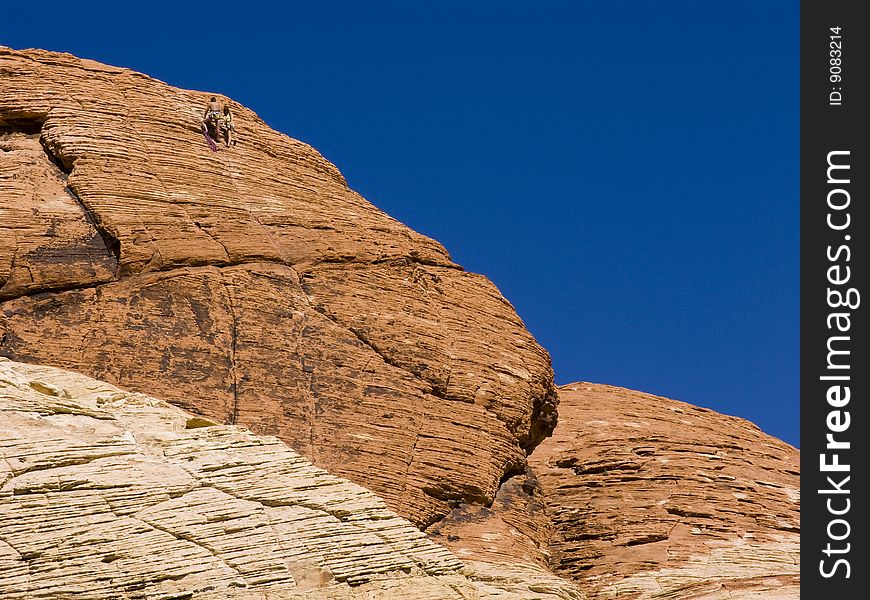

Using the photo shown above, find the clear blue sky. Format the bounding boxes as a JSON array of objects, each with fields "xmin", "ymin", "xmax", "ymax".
[{"xmin": 2, "ymin": 1, "xmax": 799, "ymax": 446}]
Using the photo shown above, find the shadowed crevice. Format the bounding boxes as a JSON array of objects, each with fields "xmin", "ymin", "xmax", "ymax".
[{"xmin": 0, "ymin": 112, "xmax": 47, "ymax": 135}]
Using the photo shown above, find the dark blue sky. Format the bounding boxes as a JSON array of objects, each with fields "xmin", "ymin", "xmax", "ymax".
[{"xmin": 2, "ymin": 1, "xmax": 799, "ymax": 446}]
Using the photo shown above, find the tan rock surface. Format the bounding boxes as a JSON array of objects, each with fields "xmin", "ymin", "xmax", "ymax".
[
  {"xmin": 529, "ymin": 384, "xmax": 800, "ymax": 599},
  {"xmin": 0, "ymin": 358, "xmax": 585, "ymax": 599},
  {"xmin": 0, "ymin": 46, "xmax": 557, "ymax": 528}
]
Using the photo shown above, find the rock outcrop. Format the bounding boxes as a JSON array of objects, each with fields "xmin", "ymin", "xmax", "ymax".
[
  {"xmin": 0, "ymin": 358, "xmax": 584, "ymax": 599},
  {"xmin": 0, "ymin": 46, "xmax": 557, "ymax": 531},
  {"xmin": 1, "ymin": 46, "xmax": 801, "ymax": 598},
  {"xmin": 529, "ymin": 384, "xmax": 800, "ymax": 599}
]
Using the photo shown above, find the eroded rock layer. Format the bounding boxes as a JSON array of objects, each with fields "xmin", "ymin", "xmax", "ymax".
[
  {"xmin": 0, "ymin": 46, "xmax": 556, "ymax": 528},
  {"xmin": 529, "ymin": 384, "xmax": 800, "ymax": 599},
  {"xmin": 0, "ymin": 359, "xmax": 585, "ymax": 600},
  {"xmin": 0, "ymin": 358, "xmax": 472, "ymax": 599}
]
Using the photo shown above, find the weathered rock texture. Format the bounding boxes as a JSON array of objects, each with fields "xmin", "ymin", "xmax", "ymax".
[
  {"xmin": 0, "ymin": 358, "xmax": 584, "ymax": 599},
  {"xmin": 0, "ymin": 46, "xmax": 557, "ymax": 530},
  {"xmin": 529, "ymin": 384, "xmax": 800, "ymax": 599},
  {"xmin": 1, "ymin": 46, "xmax": 802, "ymax": 598},
  {"xmin": 427, "ymin": 467, "xmax": 554, "ymax": 571}
]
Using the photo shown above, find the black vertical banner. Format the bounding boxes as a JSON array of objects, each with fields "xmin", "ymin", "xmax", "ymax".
[{"xmin": 802, "ymin": 1, "xmax": 868, "ymax": 597}]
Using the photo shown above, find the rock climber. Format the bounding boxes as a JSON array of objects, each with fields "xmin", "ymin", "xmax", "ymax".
[
  {"xmin": 202, "ymin": 96, "xmax": 223, "ymax": 141},
  {"xmin": 203, "ymin": 96, "xmax": 222, "ymax": 125},
  {"xmin": 222, "ymin": 105, "xmax": 236, "ymax": 147}
]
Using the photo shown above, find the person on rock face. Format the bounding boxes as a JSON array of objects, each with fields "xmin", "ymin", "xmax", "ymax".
[
  {"xmin": 222, "ymin": 106, "xmax": 236, "ymax": 147},
  {"xmin": 204, "ymin": 96, "xmax": 222, "ymax": 121},
  {"xmin": 203, "ymin": 96, "xmax": 223, "ymax": 140}
]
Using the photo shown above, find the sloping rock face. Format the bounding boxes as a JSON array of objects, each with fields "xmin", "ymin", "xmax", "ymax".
[
  {"xmin": 0, "ymin": 46, "xmax": 557, "ymax": 530},
  {"xmin": 0, "ymin": 358, "xmax": 470, "ymax": 599},
  {"xmin": 529, "ymin": 384, "xmax": 800, "ymax": 599},
  {"xmin": 0, "ymin": 358, "xmax": 584, "ymax": 599}
]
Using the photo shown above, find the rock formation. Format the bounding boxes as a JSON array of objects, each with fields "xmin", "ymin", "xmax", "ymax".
[
  {"xmin": 0, "ymin": 46, "xmax": 800, "ymax": 599},
  {"xmin": 0, "ymin": 46, "xmax": 556, "ymax": 533},
  {"xmin": 0, "ymin": 358, "xmax": 584, "ymax": 599},
  {"xmin": 528, "ymin": 384, "xmax": 799, "ymax": 599}
]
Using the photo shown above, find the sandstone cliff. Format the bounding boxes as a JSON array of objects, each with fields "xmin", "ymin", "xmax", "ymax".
[
  {"xmin": 528, "ymin": 384, "xmax": 799, "ymax": 599},
  {"xmin": 0, "ymin": 47, "xmax": 556, "ymax": 533},
  {"xmin": 0, "ymin": 46, "xmax": 801, "ymax": 599},
  {"xmin": 0, "ymin": 358, "xmax": 583, "ymax": 599}
]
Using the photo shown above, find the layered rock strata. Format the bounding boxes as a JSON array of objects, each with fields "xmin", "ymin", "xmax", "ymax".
[
  {"xmin": 529, "ymin": 384, "xmax": 800, "ymax": 599},
  {"xmin": 0, "ymin": 46, "xmax": 803, "ymax": 598},
  {"xmin": 0, "ymin": 358, "xmax": 584, "ymax": 599},
  {"xmin": 0, "ymin": 46, "xmax": 556, "ymax": 529}
]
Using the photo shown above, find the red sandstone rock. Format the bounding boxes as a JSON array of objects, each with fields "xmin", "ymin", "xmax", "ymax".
[
  {"xmin": 529, "ymin": 384, "xmax": 800, "ymax": 599},
  {"xmin": 0, "ymin": 46, "xmax": 802, "ymax": 598},
  {"xmin": 0, "ymin": 132, "xmax": 116, "ymax": 296},
  {"xmin": 0, "ymin": 47, "xmax": 557, "ymax": 529}
]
